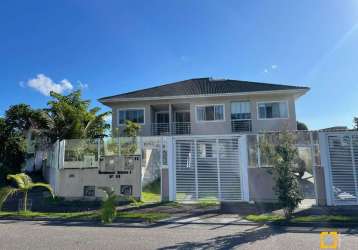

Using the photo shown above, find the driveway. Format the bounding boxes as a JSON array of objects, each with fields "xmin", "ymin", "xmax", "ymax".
[{"xmin": 0, "ymin": 216, "xmax": 358, "ymax": 250}]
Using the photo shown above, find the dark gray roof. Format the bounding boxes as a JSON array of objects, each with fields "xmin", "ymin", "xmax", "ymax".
[{"xmin": 99, "ymin": 78, "xmax": 309, "ymax": 102}]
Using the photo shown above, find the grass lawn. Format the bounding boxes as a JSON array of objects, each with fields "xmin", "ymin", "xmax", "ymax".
[
  {"xmin": 245, "ymin": 214, "xmax": 358, "ymax": 224},
  {"xmin": 141, "ymin": 178, "xmax": 161, "ymax": 203},
  {"xmin": 0, "ymin": 210, "xmax": 170, "ymax": 223},
  {"xmin": 141, "ymin": 191, "xmax": 161, "ymax": 203}
]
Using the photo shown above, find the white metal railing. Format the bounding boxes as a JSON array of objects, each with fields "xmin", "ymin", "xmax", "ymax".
[
  {"xmin": 151, "ymin": 123, "xmax": 170, "ymax": 135},
  {"xmin": 151, "ymin": 122, "xmax": 191, "ymax": 135},
  {"xmin": 231, "ymin": 119, "xmax": 252, "ymax": 133},
  {"xmin": 171, "ymin": 122, "xmax": 191, "ymax": 135}
]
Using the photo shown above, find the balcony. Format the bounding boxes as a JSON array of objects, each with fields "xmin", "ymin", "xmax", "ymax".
[
  {"xmin": 231, "ymin": 119, "xmax": 252, "ymax": 133},
  {"xmin": 151, "ymin": 122, "xmax": 191, "ymax": 136}
]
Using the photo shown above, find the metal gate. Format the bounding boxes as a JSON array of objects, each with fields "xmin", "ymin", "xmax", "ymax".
[
  {"xmin": 322, "ymin": 132, "xmax": 358, "ymax": 205},
  {"xmin": 173, "ymin": 136, "xmax": 247, "ymax": 202}
]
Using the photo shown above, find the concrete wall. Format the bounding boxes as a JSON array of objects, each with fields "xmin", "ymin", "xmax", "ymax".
[
  {"xmin": 314, "ymin": 166, "xmax": 327, "ymax": 206},
  {"xmin": 248, "ymin": 167, "xmax": 277, "ymax": 202},
  {"xmin": 55, "ymin": 167, "xmax": 141, "ymax": 199},
  {"xmin": 108, "ymin": 93, "xmax": 298, "ymax": 136}
]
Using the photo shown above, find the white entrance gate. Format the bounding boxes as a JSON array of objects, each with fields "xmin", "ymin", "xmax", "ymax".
[
  {"xmin": 320, "ymin": 131, "xmax": 358, "ymax": 205},
  {"xmin": 170, "ymin": 135, "xmax": 249, "ymax": 202}
]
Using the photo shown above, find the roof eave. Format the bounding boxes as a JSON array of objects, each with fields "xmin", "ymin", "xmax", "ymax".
[{"xmin": 98, "ymin": 88, "xmax": 309, "ymax": 106}]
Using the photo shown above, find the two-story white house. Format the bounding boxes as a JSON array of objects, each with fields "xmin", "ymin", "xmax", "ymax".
[{"xmin": 99, "ymin": 77, "xmax": 309, "ymax": 135}]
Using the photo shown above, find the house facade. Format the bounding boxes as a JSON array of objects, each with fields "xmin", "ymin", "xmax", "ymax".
[{"xmin": 99, "ymin": 78, "xmax": 309, "ymax": 136}]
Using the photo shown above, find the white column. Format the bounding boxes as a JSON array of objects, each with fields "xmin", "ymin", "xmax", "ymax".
[
  {"xmin": 216, "ymin": 139, "xmax": 221, "ymax": 201},
  {"xmin": 167, "ymin": 137, "xmax": 176, "ymax": 201},
  {"xmin": 194, "ymin": 139, "xmax": 199, "ymax": 200},
  {"xmin": 239, "ymin": 135, "xmax": 250, "ymax": 202}
]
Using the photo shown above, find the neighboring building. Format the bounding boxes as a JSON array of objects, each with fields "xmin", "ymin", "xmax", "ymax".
[
  {"xmin": 320, "ymin": 126, "xmax": 349, "ymax": 132},
  {"xmin": 99, "ymin": 77, "xmax": 309, "ymax": 136}
]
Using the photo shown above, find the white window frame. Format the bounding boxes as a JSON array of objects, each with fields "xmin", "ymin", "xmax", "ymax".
[
  {"xmin": 195, "ymin": 104, "xmax": 225, "ymax": 122},
  {"xmin": 256, "ymin": 100, "xmax": 289, "ymax": 120},
  {"xmin": 117, "ymin": 108, "xmax": 145, "ymax": 126},
  {"xmin": 231, "ymin": 101, "xmax": 251, "ymax": 120}
]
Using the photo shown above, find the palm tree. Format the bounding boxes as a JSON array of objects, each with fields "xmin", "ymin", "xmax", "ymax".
[{"xmin": 0, "ymin": 173, "xmax": 54, "ymax": 211}]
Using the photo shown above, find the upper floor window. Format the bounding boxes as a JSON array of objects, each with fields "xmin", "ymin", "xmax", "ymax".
[
  {"xmin": 257, "ymin": 101, "xmax": 288, "ymax": 119},
  {"xmin": 231, "ymin": 101, "xmax": 251, "ymax": 120},
  {"xmin": 118, "ymin": 109, "xmax": 144, "ymax": 125},
  {"xmin": 196, "ymin": 104, "xmax": 224, "ymax": 121}
]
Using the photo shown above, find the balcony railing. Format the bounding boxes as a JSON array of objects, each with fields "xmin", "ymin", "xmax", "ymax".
[
  {"xmin": 151, "ymin": 122, "xmax": 191, "ymax": 135},
  {"xmin": 171, "ymin": 122, "xmax": 191, "ymax": 135},
  {"xmin": 231, "ymin": 119, "xmax": 252, "ymax": 133},
  {"xmin": 151, "ymin": 123, "xmax": 170, "ymax": 135}
]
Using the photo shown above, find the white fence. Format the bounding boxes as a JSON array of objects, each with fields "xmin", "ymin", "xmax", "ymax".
[
  {"xmin": 320, "ymin": 131, "xmax": 358, "ymax": 206},
  {"xmin": 39, "ymin": 131, "xmax": 358, "ymax": 206},
  {"xmin": 170, "ymin": 135, "xmax": 249, "ymax": 202}
]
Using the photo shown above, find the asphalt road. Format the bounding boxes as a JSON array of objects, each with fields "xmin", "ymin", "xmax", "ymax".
[{"xmin": 0, "ymin": 219, "xmax": 357, "ymax": 250}]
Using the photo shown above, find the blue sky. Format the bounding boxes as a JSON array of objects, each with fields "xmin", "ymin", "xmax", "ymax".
[{"xmin": 1, "ymin": 0, "xmax": 358, "ymax": 130}]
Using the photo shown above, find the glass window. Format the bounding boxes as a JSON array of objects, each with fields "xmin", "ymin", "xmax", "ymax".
[
  {"xmin": 118, "ymin": 109, "xmax": 144, "ymax": 124},
  {"xmin": 196, "ymin": 105, "xmax": 224, "ymax": 121},
  {"xmin": 231, "ymin": 101, "xmax": 251, "ymax": 120},
  {"xmin": 258, "ymin": 102, "xmax": 288, "ymax": 119}
]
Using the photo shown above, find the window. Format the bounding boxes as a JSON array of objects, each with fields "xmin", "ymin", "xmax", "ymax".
[
  {"xmin": 196, "ymin": 105, "xmax": 224, "ymax": 121},
  {"xmin": 231, "ymin": 101, "xmax": 251, "ymax": 120},
  {"xmin": 257, "ymin": 101, "xmax": 288, "ymax": 119},
  {"xmin": 118, "ymin": 109, "xmax": 144, "ymax": 125},
  {"xmin": 83, "ymin": 186, "xmax": 95, "ymax": 197}
]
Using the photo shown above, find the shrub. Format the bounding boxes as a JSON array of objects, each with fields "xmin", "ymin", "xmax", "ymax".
[
  {"xmin": 260, "ymin": 131, "xmax": 303, "ymax": 218},
  {"xmin": 98, "ymin": 187, "xmax": 117, "ymax": 224}
]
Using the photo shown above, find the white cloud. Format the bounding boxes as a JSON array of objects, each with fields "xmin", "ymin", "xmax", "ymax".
[
  {"xmin": 77, "ymin": 81, "xmax": 89, "ymax": 90},
  {"xmin": 263, "ymin": 64, "xmax": 278, "ymax": 73},
  {"xmin": 27, "ymin": 74, "xmax": 74, "ymax": 96}
]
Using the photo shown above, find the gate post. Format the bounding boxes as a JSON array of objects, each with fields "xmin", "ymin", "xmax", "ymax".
[
  {"xmin": 239, "ymin": 135, "xmax": 249, "ymax": 202},
  {"xmin": 319, "ymin": 132, "xmax": 333, "ymax": 206},
  {"xmin": 167, "ymin": 137, "xmax": 176, "ymax": 201}
]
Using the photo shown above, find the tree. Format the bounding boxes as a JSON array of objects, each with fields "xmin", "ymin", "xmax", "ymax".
[
  {"xmin": 260, "ymin": 131, "xmax": 303, "ymax": 218},
  {"xmin": 0, "ymin": 118, "xmax": 26, "ymax": 186},
  {"xmin": 0, "ymin": 173, "xmax": 54, "ymax": 211},
  {"xmin": 296, "ymin": 121, "xmax": 308, "ymax": 131},
  {"xmin": 42, "ymin": 90, "xmax": 110, "ymax": 142}
]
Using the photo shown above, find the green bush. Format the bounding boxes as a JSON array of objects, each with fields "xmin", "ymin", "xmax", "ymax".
[{"xmin": 260, "ymin": 131, "xmax": 303, "ymax": 218}]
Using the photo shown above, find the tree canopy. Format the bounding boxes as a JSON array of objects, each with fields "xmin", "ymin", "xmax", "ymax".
[
  {"xmin": 41, "ymin": 90, "xmax": 110, "ymax": 142},
  {"xmin": 296, "ymin": 121, "xmax": 308, "ymax": 131},
  {"xmin": 0, "ymin": 118, "xmax": 26, "ymax": 185},
  {"xmin": 0, "ymin": 90, "xmax": 110, "ymax": 182}
]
